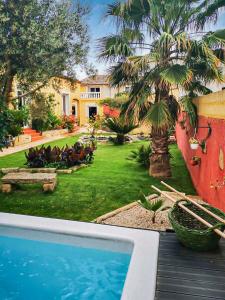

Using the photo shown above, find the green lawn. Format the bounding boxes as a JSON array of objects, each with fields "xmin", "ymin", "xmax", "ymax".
[{"xmin": 0, "ymin": 137, "xmax": 195, "ymax": 221}]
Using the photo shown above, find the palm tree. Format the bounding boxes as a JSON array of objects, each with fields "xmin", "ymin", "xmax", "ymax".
[
  {"xmin": 100, "ymin": 0, "xmax": 225, "ymax": 177},
  {"xmin": 105, "ymin": 116, "xmax": 138, "ymax": 144}
]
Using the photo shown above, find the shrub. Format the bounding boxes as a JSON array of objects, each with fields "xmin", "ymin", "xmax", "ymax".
[
  {"xmin": 32, "ymin": 118, "xmax": 46, "ymax": 132},
  {"xmin": 32, "ymin": 112, "xmax": 62, "ymax": 132},
  {"xmin": 61, "ymin": 115, "xmax": 74, "ymax": 132},
  {"xmin": 25, "ymin": 142, "xmax": 95, "ymax": 168},
  {"xmin": 128, "ymin": 144, "xmax": 152, "ymax": 168},
  {"xmin": 46, "ymin": 112, "xmax": 62, "ymax": 130},
  {"xmin": 105, "ymin": 117, "xmax": 138, "ymax": 145},
  {"xmin": 138, "ymin": 192, "xmax": 170, "ymax": 223}
]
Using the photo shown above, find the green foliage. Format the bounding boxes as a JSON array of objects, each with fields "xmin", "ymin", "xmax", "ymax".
[
  {"xmin": 0, "ymin": 0, "xmax": 90, "ymax": 104},
  {"xmin": 30, "ymin": 93, "xmax": 63, "ymax": 132},
  {"xmin": 9, "ymin": 107, "xmax": 29, "ymax": 126},
  {"xmin": 146, "ymin": 101, "xmax": 174, "ymax": 131},
  {"xmin": 30, "ymin": 93, "xmax": 60, "ymax": 131},
  {"xmin": 139, "ymin": 192, "xmax": 170, "ymax": 223},
  {"xmin": 179, "ymin": 96, "xmax": 198, "ymax": 128},
  {"xmin": 128, "ymin": 144, "xmax": 152, "ymax": 168},
  {"xmin": 100, "ymin": 92, "xmax": 129, "ymax": 109},
  {"xmin": 25, "ymin": 142, "xmax": 95, "ymax": 168},
  {"xmin": 45, "ymin": 113, "xmax": 62, "ymax": 131},
  {"xmin": 0, "ymin": 106, "xmax": 29, "ymax": 149},
  {"xmin": 100, "ymin": 0, "xmax": 225, "ymax": 130},
  {"xmin": 88, "ymin": 115, "xmax": 103, "ymax": 136},
  {"xmin": 0, "ymin": 104, "xmax": 12, "ymax": 149},
  {"xmin": 105, "ymin": 117, "xmax": 138, "ymax": 144}
]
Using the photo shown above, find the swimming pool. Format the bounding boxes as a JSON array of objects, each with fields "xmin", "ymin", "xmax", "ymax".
[{"xmin": 0, "ymin": 213, "xmax": 159, "ymax": 300}]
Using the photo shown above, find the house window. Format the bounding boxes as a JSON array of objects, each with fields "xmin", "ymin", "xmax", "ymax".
[
  {"xmin": 90, "ymin": 87, "xmax": 100, "ymax": 93},
  {"xmin": 125, "ymin": 86, "xmax": 131, "ymax": 93},
  {"xmin": 62, "ymin": 94, "xmax": 70, "ymax": 116}
]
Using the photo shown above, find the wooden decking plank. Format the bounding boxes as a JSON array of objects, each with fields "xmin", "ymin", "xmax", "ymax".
[
  {"xmin": 155, "ymin": 233, "xmax": 225, "ymax": 300},
  {"xmin": 157, "ymin": 265, "xmax": 225, "ymax": 284},
  {"xmin": 155, "ymin": 291, "xmax": 221, "ymax": 300}
]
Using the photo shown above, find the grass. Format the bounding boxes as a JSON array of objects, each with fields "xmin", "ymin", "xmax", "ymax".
[{"xmin": 0, "ymin": 136, "xmax": 195, "ymax": 221}]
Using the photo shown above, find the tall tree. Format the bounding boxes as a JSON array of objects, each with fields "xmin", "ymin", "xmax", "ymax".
[
  {"xmin": 0, "ymin": 0, "xmax": 90, "ymax": 106},
  {"xmin": 100, "ymin": 0, "xmax": 225, "ymax": 178}
]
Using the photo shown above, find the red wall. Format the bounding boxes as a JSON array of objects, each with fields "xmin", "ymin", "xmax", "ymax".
[{"xmin": 176, "ymin": 114, "xmax": 225, "ymax": 212}]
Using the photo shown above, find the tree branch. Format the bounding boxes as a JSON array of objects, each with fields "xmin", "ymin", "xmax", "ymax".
[{"xmin": 11, "ymin": 82, "xmax": 48, "ymax": 101}]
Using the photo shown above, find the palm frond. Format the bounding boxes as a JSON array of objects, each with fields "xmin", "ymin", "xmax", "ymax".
[
  {"xmin": 146, "ymin": 101, "xmax": 174, "ymax": 130},
  {"xmin": 196, "ymin": 0, "xmax": 225, "ymax": 29},
  {"xmin": 99, "ymin": 35, "xmax": 134, "ymax": 62},
  {"xmin": 139, "ymin": 192, "xmax": 164, "ymax": 212},
  {"xmin": 161, "ymin": 64, "xmax": 193, "ymax": 85},
  {"xmin": 179, "ymin": 96, "xmax": 198, "ymax": 128},
  {"xmin": 104, "ymin": 117, "xmax": 138, "ymax": 134}
]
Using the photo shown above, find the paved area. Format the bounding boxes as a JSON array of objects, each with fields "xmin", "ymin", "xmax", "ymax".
[
  {"xmin": 155, "ymin": 232, "xmax": 225, "ymax": 300},
  {"xmin": 0, "ymin": 130, "xmax": 81, "ymax": 157}
]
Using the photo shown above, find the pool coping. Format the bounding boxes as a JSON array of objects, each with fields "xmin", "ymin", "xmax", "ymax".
[{"xmin": 0, "ymin": 213, "xmax": 159, "ymax": 300}]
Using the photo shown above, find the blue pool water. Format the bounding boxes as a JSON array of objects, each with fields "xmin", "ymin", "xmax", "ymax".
[{"xmin": 0, "ymin": 234, "xmax": 131, "ymax": 300}]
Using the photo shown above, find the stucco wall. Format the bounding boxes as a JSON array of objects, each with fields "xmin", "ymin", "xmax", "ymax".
[
  {"xmin": 176, "ymin": 91, "xmax": 225, "ymax": 211},
  {"xmin": 41, "ymin": 78, "xmax": 80, "ymax": 116}
]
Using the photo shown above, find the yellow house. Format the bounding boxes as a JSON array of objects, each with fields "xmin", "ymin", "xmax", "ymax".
[
  {"xmin": 41, "ymin": 74, "xmax": 128, "ymax": 126},
  {"xmin": 78, "ymin": 75, "xmax": 129, "ymax": 125}
]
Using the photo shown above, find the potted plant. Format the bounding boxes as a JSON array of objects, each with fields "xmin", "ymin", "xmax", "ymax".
[
  {"xmin": 190, "ymin": 156, "xmax": 201, "ymax": 166},
  {"xmin": 189, "ymin": 137, "xmax": 199, "ymax": 150}
]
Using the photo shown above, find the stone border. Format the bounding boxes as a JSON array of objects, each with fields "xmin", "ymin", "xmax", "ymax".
[{"xmin": 1, "ymin": 164, "xmax": 89, "ymax": 175}]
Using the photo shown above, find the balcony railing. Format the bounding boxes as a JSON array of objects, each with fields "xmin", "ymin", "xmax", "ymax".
[{"xmin": 80, "ymin": 92, "xmax": 101, "ymax": 99}]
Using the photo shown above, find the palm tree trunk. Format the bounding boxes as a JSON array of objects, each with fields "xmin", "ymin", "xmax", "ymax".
[
  {"xmin": 117, "ymin": 133, "xmax": 125, "ymax": 145},
  {"xmin": 149, "ymin": 127, "xmax": 171, "ymax": 178}
]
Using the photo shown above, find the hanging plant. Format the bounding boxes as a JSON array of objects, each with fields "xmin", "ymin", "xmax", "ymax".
[
  {"xmin": 190, "ymin": 156, "xmax": 201, "ymax": 166},
  {"xmin": 189, "ymin": 137, "xmax": 199, "ymax": 150}
]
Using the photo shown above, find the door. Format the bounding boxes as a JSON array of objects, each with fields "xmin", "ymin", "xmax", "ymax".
[{"xmin": 89, "ymin": 106, "xmax": 97, "ymax": 119}]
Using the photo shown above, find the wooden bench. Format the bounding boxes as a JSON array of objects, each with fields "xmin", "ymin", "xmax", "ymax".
[{"xmin": 1, "ymin": 172, "xmax": 57, "ymax": 193}]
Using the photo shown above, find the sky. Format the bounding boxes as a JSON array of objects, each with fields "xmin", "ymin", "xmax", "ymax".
[{"xmin": 77, "ymin": 0, "xmax": 225, "ymax": 80}]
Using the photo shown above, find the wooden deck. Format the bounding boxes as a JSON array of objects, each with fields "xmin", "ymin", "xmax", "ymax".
[{"xmin": 155, "ymin": 232, "xmax": 225, "ymax": 300}]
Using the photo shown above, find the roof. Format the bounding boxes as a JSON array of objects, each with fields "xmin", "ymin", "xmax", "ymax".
[
  {"xmin": 81, "ymin": 75, "xmax": 109, "ymax": 85},
  {"xmin": 155, "ymin": 232, "xmax": 225, "ymax": 300}
]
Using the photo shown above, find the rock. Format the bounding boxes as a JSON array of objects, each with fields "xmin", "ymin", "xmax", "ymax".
[
  {"xmin": 69, "ymin": 164, "xmax": 88, "ymax": 172},
  {"xmin": 2, "ymin": 183, "xmax": 12, "ymax": 193},
  {"xmin": 56, "ymin": 169, "xmax": 73, "ymax": 174},
  {"xmin": 18, "ymin": 168, "xmax": 33, "ymax": 173},
  {"xmin": 43, "ymin": 181, "xmax": 57, "ymax": 192}
]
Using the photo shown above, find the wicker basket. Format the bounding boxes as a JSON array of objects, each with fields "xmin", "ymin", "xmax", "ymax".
[{"xmin": 168, "ymin": 201, "xmax": 225, "ymax": 251}]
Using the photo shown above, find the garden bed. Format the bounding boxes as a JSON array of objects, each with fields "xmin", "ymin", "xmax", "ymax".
[{"xmin": 95, "ymin": 192, "xmax": 204, "ymax": 231}]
